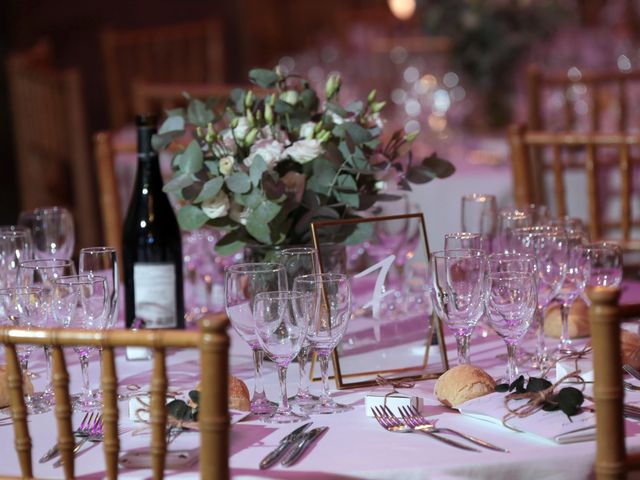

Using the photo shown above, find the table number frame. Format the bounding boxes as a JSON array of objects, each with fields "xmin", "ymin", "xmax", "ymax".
[{"xmin": 309, "ymin": 213, "xmax": 450, "ymax": 389}]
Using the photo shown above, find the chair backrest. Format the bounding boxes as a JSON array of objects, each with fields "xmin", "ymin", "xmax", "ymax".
[
  {"xmin": 6, "ymin": 41, "xmax": 101, "ymax": 249},
  {"xmin": 588, "ymin": 287, "xmax": 640, "ymax": 478},
  {"xmin": 101, "ymin": 19, "xmax": 225, "ymax": 127},
  {"xmin": 527, "ymin": 64, "xmax": 640, "ymax": 133},
  {"xmin": 0, "ymin": 312, "xmax": 229, "ymax": 480},
  {"xmin": 508, "ymin": 125, "xmax": 640, "ymax": 248}
]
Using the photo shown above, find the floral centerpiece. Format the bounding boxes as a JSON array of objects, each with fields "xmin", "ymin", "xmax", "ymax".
[{"xmin": 155, "ymin": 67, "xmax": 454, "ymax": 255}]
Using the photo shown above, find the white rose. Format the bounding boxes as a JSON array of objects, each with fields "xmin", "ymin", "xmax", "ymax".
[
  {"xmin": 229, "ymin": 203, "xmax": 249, "ymax": 225},
  {"xmin": 284, "ymin": 139, "xmax": 323, "ymax": 165},
  {"xmin": 201, "ymin": 192, "xmax": 229, "ymax": 219},
  {"xmin": 299, "ymin": 121, "xmax": 316, "ymax": 140},
  {"xmin": 243, "ymin": 139, "xmax": 284, "ymax": 168},
  {"xmin": 219, "ymin": 156, "xmax": 235, "ymax": 176}
]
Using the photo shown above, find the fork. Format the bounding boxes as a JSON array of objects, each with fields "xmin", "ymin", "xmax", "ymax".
[
  {"xmin": 372, "ymin": 406, "xmax": 479, "ymax": 451},
  {"xmin": 51, "ymin": 414, "xmax": 104, "ymax": 468},
  {"xmin": 40, "ymin": 412, "xmax": 95, "ymax": 463},
  {"xmin": 624, "ymin": 381, "xmax": 640, "ymax": 392},
  {"xmin": 398, "ymin": 406, "xmax": 509, "ymax": 452}
]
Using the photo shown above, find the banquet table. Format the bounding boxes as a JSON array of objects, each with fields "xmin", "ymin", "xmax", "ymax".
[{"xmin": 4, "ymin": 289, "xmax": 640, "ymax": 480}]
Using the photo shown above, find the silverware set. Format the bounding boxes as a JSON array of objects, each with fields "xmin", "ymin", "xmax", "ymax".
[
  {"xmin": 39, "ymin": 412, "xmax": 103, "ymax": 467},
  {"xmin": 259, "ymin": 422, "xmax": 328, "ymax": 469},
  {"xmin": 372, "ymin": 405, "xmax": 508, "ymax": 453}
]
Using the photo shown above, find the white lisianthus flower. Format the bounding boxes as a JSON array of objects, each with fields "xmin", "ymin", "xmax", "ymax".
[
  {"xmin": 326, "ymin": 110, "xmax": 344, "ymax": 125},
  {"xmin": 229, "ymin": 203, "xmax": 249, "ymax": 225},
  {"xmin": 280, "ymin": 90, "xmax": 299, "ymax": 105},
  {"xmin": 243, "ymin": 139, "xmax": 284, "ymax": 168},
  {"xmin": 299, "ymin": 121, "xmax": 316, "ymax": 140},
  {"xmin": 223, "ymin": 117, "xmax": 250, "ymax": 141},
  {"xmin": 284, "ymin": 139, "xmax": 323, "ymax": 165},
  {"xmin": 201, "ymin": 192, "xmax": 229, "ymax": 219},
  {"xmin": 219, "ymin": 156, "xmax": 235, "ymax": 176}
]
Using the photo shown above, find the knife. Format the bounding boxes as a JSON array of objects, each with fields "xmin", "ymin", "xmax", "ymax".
[
  {"xmin": 259, "ymin": 422, "xmax": 312, "ymax": 469},
  {"xmin": 624, "ymin": 364, "xmax": 640, "ymax": 381},
  {"xmin": 281, "ymin": 426, "xmax": 328, "ymax": 467}
]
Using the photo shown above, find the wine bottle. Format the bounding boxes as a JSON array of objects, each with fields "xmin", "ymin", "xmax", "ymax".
[{"xmin": 122, "ymin": 114, "xmax": 185, "ymax": 330}]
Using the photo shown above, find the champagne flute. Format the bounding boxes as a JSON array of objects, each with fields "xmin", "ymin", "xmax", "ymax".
[
  {"xmin": 430, "ymin": 249, "xmax": 486, "ymax": 365},
  {"xmin": 253, "ymin": 290, "xmax": 310, "ymax": 423},
  {"xmin": 278, "ymin": 247, "xmax": 319, "ymax": 408},
  {"xmin": 225, "ymin": 262, "xmax": 286, "ymax": 415},
  {"xmin": 496, "ymin": 208, "xmax": 532, "ymax": 254},
  {"xmin": 79, "ymin": 247, "xmax": 119, "ymax": 328},
  {"xmin": 19, "ymin": 206, "xmax": 75, "ymax": 260},
  {"xmin": 485, "ymin": 272, "xmax": 537, "ymax": 383},
  {"xmin": 51, "ymin": 274, "xmax": 109, "ymax": 411},
  {"xmin": 461, "ymin": 194, "xmax": 497, "ymax": 252},
  {"xmin": 581, "ymin": 242, "xmax": 623, "ymax": 289},
  {"xmin": 0, "ymin": 229, "xmax": 33, "ymax": 288},
  {"xmin": 293, "ymin": 273, "xmax": 352, "ymax": 414},
  {"xmin": 0, "ymin": 286, "xmax": 50, "ymax": 413}
]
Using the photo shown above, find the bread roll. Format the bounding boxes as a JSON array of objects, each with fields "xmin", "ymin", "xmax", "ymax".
[
  {"xmin": 0, "ymin": 365, "xmax": 34, "ymax": 408},
  {"xmin": 544, "ymin": 298, "xmax": 590, "ymax": 338},
  {"xmin": 435, "ymin": 364, "xmax": 496, "ymax": 407},
  {"xmin": 621, "ymin": 330, "xmax": 640, "ymax": 370},
  {"xmin": 195, "ymin": 375, "xmax": 250, "ymax": 411}
]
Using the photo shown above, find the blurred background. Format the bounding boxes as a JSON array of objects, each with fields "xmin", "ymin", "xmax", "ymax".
[{"xmin": 2, "ymin": 0, "xmax": 640, "ymax": 247}]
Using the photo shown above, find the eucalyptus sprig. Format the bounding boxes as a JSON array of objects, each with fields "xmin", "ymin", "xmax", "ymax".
[{"xmin": 166, "ymin": 390, "xmax": 200, "ymax": 423}]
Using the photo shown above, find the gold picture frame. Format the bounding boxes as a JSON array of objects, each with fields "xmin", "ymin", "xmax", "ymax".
[{"xmin": 309, "ymin": 212, "xmax": 449, "ymax": 389}]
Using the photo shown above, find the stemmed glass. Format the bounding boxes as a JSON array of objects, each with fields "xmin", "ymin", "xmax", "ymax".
[
  {"xmin": 496, "ymin": 208, "xmax": 532, "ymax": 254},
  {"xmin": 0, "ymin": 229, "xmax": 33, "ymax": 288},
  {"xmin": 293, "ymin": 273, "xmax": 351, "ymax": 414},
  {"xmin": 524, "ymin": 204, "xmax": 550, "ymax": 225},
  {"xmin": 225, "ymin": 263, "xmax": 286, "ymax": 415},
  {"xmin": 485, "ymin": 272, "xmax": 538, "ymax": 383},
  {"xmin": 253, "ymin": 290, "xmax": 310, "ymax": 423},
  {"xmin": 51, "ymin": 274, "xmax": 109, "ymax": 411},
  {"xmin": 461, "ymin": 194, "xmax": 497, "ymax": 252},
  {"xmin": 19, "ymin": 206, "xmax": 75, "ymax": 260},
  {"xmin": 430, "ymin": 249, "xmax": 486, "ymax": 365},
  {"xmin": 79, "ymin": 247, "xmax": 119, "ymax": 328},
  {"xmin": 581, "ymin": 242, "xmax": 623, "ymax": 289},
  {"xmin": 444, "ymin": 232, "xmax": 485, "ymax": 251},
  {"xmin": 0, "ymin": 287, "xmax": 50, "ymax": 413},
  {"xmin": 278, "ymin": 247, "xmax": 319, "ymax": 408},
  {"xmin": 512, "ymin": 226, "xmax": 567, "ymax": 366}
]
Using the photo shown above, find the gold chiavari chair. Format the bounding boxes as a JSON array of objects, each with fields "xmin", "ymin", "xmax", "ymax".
[
  {"xmin": 508, "ymin": 125, "xmax": 640, "ymax": 250},
  {"xmin": 0, "ymin": 312, "xmax": 230, "ymax": 480},
  {"xmin": 589, "ymin": 287, "xmax": 640, "ymax": 479},
  {"xmin": 101, "ymin": 19, "xmax": 225, "ymax": 128}
]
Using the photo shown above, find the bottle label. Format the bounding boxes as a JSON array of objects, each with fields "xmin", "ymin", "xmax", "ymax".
[{"xmin": 133, "ymin": 263, "xmax": 177, "ymax": 328}]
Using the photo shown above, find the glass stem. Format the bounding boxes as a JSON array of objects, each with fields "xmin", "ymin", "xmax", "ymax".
[
  {"xmin": 277, "ymin": 364, "xmax": 290, "ymax": 414},
  {"xmin": 80, "ymin": 354, "xmax": 91, "ymax": 397},
  {"xmin": 318, "ymin": 353, "xmax": 333, "ymax": 406},
  {"xmin": 534, "ymin": 306, "xmax": 547, "ymax": 369},
  {"xmin": 43, "ymin": 345, "xmax": 52, "ymax": 393},
  {"xmin": 560, "ymin": 302, "xmax": 572, "ymax": 351},
  {"xmin": 455, "ymin": 334, "xmax": 470, "ymax": 365},
  {"xmin": 297, "ymin": 345, "xmax": 311, "ymax": 397},
  {"xmin": 19, "ymin": 358, "xmax": 32, "ymax": 403},
  {"xmin": 506, "ymin": 343, "xmax": 518, "ymax": 383},
  {"xmin": 252, "ymin": 348, "xmax": 267, "ymax": 399}
]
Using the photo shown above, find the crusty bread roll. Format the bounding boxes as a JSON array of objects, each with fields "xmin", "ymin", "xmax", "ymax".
[
  {"xmin": 544, "ymin": 298, "xmax": 590, "ymax": 338},
  {"xmin": 195, "ymin": 375, "xmax": 250, "ymax": 411},
  {"xmin": 435, "ymin": 364, "xmax": 496, "ymax": 407},
  {"xmin": 0, "ymin": 365, "xmax": 34, "ymax": 408},
  {"xmin": 621, "ymin": 330, "xmax": 640, "ymax": 370}
]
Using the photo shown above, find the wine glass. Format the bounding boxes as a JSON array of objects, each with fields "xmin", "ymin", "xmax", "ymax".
[
  {"xmin": 461, "ymin": 194, "xmax": 497, "ymax": 252},
  {"xmin": 79, "ymin": 247, "xmax": 119, "ymax": 328},
  {"xmin": 278, "ymin": 247, "xmax": 319, "ymax": 408},
  {"xmin": 225, "ymin": 262, "xmax": 286, "ymax": 415},
  {"xmin": 512, "ymin": 226, "xmax": 567, "ymax": 366},
  {"xmin": 19, "ymin": 206, "xmax": 75, "ymax": 260},
  {"xmin": 524, "ymin": 204, "xmax": 551, "ymax": 225},
  {"xmin": 253, "ymin": 290, "xmax": 310, "ymax": 423},
  {"xmin": 430, "ymin": 249, "xmax": 486, "ymax": 365},
  {"xmin": 496, "ymin": 208, "xmax": 532, "ymax": 253},
  {"xmin": 0, "ymin": 229, "xmax": 33, "ymax": 288},
  {"xmin": 485, "ymin": 272, "xmax": 537, "ymax": 383},
  {"xmin": 51, "ymin": 274, "xmax": 109, "ymax": 411},
  {"xmin": 581, "ymin": 242, "xmax": 623, "ymax": 289},
  {"xmin": 0, "ymin": 286, "xmax": 50, "ymax": 413},
  {"xmin": 555, "ymin": 230, "xmax": 590, "ymax": 354},
  {"xmin": 292, "ymin": 273, "xmax": 351, "ymax": 414},
  {"xmin": 444, "ymin": 232, "xmax": 485, "ymax": 251}
]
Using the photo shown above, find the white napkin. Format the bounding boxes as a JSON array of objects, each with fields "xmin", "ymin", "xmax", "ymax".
[{"xmin": 456, "ymin": 392, "xmax": 596, "ymax": 444}]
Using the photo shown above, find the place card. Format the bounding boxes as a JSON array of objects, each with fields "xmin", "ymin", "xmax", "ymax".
[
  {"xmin": 555, "ymin": 357, "xmax": 594, "ymax": 383},
  {"xmin": 364, "ymin": 390, "xmax": 423, "ymax": 417}
]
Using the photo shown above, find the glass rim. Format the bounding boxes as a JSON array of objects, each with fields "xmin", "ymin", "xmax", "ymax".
[
  {"xmin": 444, "ymin": 231, "xmax": 482, "ymax": 239},
  {"xmin": 18, "ymin": 258, "xmax": 75, "ymax": 269},
  {"xmin": 431, "ymin": 249, "xmax": 485, "ymax": 258},
  {"xmin": 0, "ymin": 286, "xmax": 45, "ymax": 296},
  {"xmin": 32, "ymin": 206, "xmax": 71, "ymax": 215},
  {"xmin": 582, "ymin": 241, "xmax": 622, "ymax": 252},
  {"xmin": 80, "ymin": 246, "xmax": 117, "ymax": 254},
  {"xmin": 254, "ymin": 290, "xmax": 306, "ymax": 300},
  {"xmin": 293, "ymin": 272, "xmax": 348, "ymax": 283},
  {"xmin": 511, "ymin": 225, "xmax": 565, "ymax": 236},
  {"xmin": 280, "ymin": 247, "xmax": 317, "ymax": 255},
  {"xmin": 487, "ymin": 271, "xmax": 536, "ymax": 279},
  {"xmin": 53, "ymin": 273, "xmax": 107, "ymax": 285},
  {"xmin": 0, "ymin": 230, "xmax": 31, "ymax": 239},
  {"xmin": 488, "ymin": 252, "xmax": 535, "ymax": 261},
  {"xmin": 225, "ymin": 262, "xmax": 284, "ymax": 274},
  {"xmin": 462, "ymin": 193, "xmax": 496, "ymax": 202}
]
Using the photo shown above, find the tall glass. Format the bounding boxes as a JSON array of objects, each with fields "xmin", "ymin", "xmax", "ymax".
[
  {"xmin": 253, "ymin": 290, "xmax": 310, "ymax": 423},
  {"xmin": 51, "ymin": 274, "xmax": 109, "ymax": 411},
  {"xmin": 0, "ymin": 287, "xmax": 50, "ymax": 413},
  {"xmin": 461, "ymin": 194, "xmax": 497, "ymax": 252},
  {"xmin": 524, "ymin": 204, "xmax": 551, "ymax": 225},
  {"xmin": 19, "ymin": 206, "xmax": 75, "ymax": 260},
  {"xmin": 278, "ymin": 247, "xmax": 319, "ymax": 408},
  {"xmin": 581, "ymin": 242, "xmax": 623, "ymax": 289},
  {"xmin": 225, "ymin": 263, "xmax": 286, "ymax": 415},
  {"xmin": 293, "ymin": 273, "xmax": 351, "ymax": 414},
  {"xmin": 79, "ymin": 247, "xmax": 119, "ymax": 328},
  {"xmin": 430, "ymin": 249, "xmax": 486, "ymax": 364},
  {"xmin": 0, "ymin": 229, "xmax": 33, "ymax": 288},
  {"xmin": 485, "ymin": 272, "xmax": 537, "ymax": 382},
  {"xmin": 444, "ymin": 232, "xmax": 484, "ymax": 251},
  {"xmin": 496, "ymin": 208, "xmax": 532, "ymax": 254}
]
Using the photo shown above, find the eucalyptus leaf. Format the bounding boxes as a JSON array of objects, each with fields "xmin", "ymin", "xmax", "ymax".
[
  {"xmin": 180, "ymin": 140, "xmax": 204, "ymax": 174},
  {"xmin": 163, "ymin": 173, "xmax": 194, "ymax": 193},
  {"xmin": 215, "ymin": 229, "xmax": 249, "ymax": 256},
  {"xmin": 152, "ymin": 130, "xmax": 183, "ymax": 151},
  {"xmin": 249, "ymin": 155, "xmax": 268, "ymax": 186},
  {"xmin": 300, "ymin": 88, "xmax": 318, "ymax": 110},
  {"xmin": 342, "ymin": 122, "xmax": 372, "ymax": 145},
  {"xmin": 205, "ymin": 161, "xmax": 219, "ymax": 175},
  {"xmin": 334, "ymin": 174, "xmax": 359, "ymax": 208},
  {"xmin": 422, "ymin": 153, "xmax": 456, "ymax": 178},
  {"xmin": 249, "ymin": 68, "xmax": 279, "ymax": 88},
  {"xmin": 158, "ymin": 115, "xmax": 185, "ymax": 134},
  {"xmin": 346, "ymin": 101, "xmax": 364, "ymax": 114},
  {"xmin": 177, "ymin": 205, "xmax": 209, "ymax": 230},
  {"xmin": 274, "ymin": 100, "xmax": 294, "ymax": 115},
  {"xmin": 187, "ymin": 98, "xmax": 215, "ymax": 127},
  {"xmin": 165, "ymin": 107, "xmax": 185, "ymax": 118},
  {"xmin": 194, "ymin": 177, "xmax": 224, "ymax": 203},
  {"xmin": 246, "ymin": 220, "xmax": 272, "ymax": 244},
  {"xmin": 226, "ymin": 172, "xmax": 251, "ymax": 194},
  {"xmin": 343, "ymin": 221, "xmax": 374, "ymax": 245}
]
